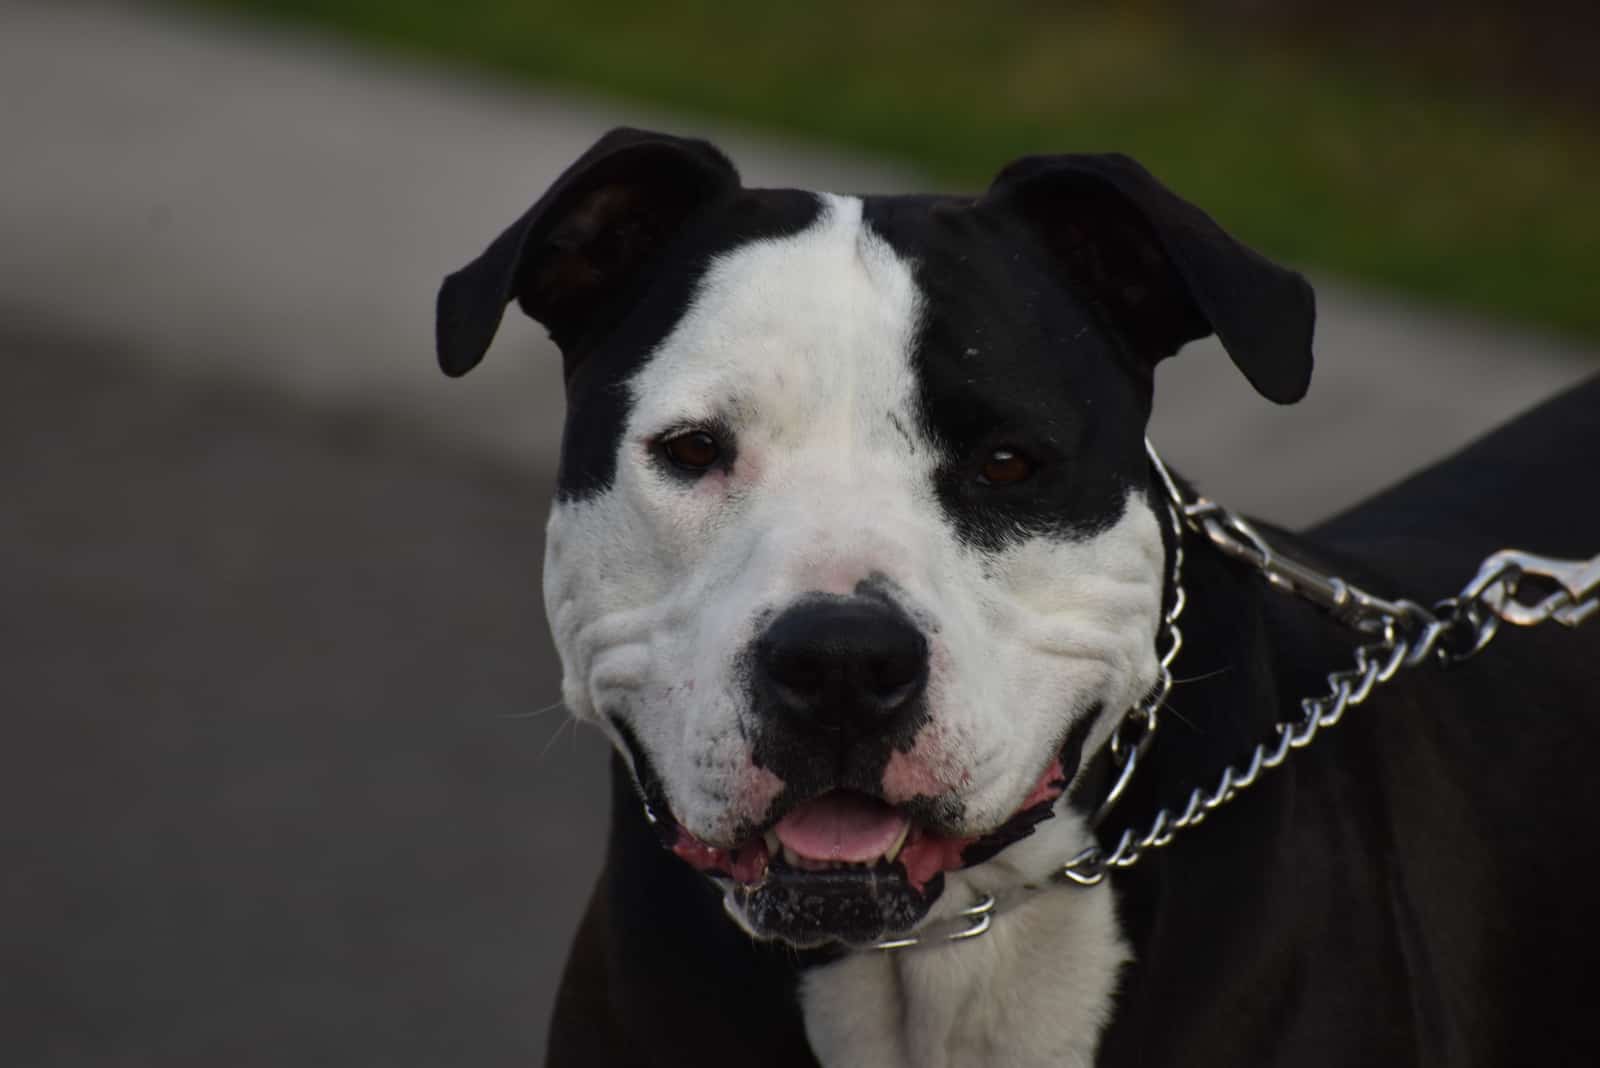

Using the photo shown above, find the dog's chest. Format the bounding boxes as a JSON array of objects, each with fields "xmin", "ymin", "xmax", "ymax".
[{"xmin": 797, "ymin": 881, "xmax": 1129, "ymax": 1068}]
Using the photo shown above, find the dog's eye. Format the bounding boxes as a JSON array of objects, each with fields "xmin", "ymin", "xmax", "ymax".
[
  {"xmin": 978, "ymin": 448, "xmax": 1035, "ymax": 486},
  {"xmin": 660, "ymin": 429, "xmax": 722, "ymax": 472}
]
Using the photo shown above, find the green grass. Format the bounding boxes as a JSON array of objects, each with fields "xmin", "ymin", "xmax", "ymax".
[{"xmin": 181, "ymin": 0, "xmax": 1600, "ymax": 343}]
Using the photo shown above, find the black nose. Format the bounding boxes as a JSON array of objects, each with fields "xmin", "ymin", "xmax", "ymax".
[{"xmin": 755, "ymin": 597, "xmax": 929, "ymax": 737}]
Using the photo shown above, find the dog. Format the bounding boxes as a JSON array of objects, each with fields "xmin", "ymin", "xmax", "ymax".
[{"xmin": 435, "ymin": 128, "xmax": 1600, "ymax": 1066}]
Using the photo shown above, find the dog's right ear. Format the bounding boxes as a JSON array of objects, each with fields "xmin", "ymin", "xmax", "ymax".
[
  {"xmin": 981, "ymin": 153, "xmax": 1314, "ymax": 404},
  {"xmin": 435, "ymin": 127, "xmax": 740, "ymax": 377}
]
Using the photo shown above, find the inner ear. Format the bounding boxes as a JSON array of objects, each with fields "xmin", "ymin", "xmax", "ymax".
[
  {"xmin": 518, "ymin": 168, "xmax": 724, "ymax": 353},
  {"xmin": 521, "ymin": 185, "xmax": 649, "ymax": 329},
  {"xmin": 436, "ymin": 128, "xmax": 740, "ymax": 378},
  {"xmin": 1013, "ymin": 175, "xmax": 1212, "ymax": 365}
]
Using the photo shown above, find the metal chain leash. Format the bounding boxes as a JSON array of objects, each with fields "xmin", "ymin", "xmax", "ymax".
[
  {"xmin": 1058, "ymin": 444, "xmax": 1600, "ymax": 887},
  {"xmin": 875, "ymin": 441, "xmax": 1599, "ymax": 948},
  {"xmin": 1094, "ymin": 496, "xmax": 1188, "ymax": 827}
]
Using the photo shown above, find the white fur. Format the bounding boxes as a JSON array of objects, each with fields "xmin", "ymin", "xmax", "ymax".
[
  {"xmin": 542, "ymin": 193, "xmax": 1163, "ymax": 1062},
  {"xmin": 801, "ymin": 807, "xmax": 1129, "ymax": 1068}
]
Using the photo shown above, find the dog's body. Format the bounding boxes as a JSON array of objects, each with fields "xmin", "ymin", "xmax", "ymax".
[{"xmin": 435, "ymin": 130, "xmax": 1600, "ymax": 1066}]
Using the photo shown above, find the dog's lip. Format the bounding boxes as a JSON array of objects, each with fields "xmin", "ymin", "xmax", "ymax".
[{"xmin": 665, "ymin": 755, "xmax": 1072, "ymax": 891}]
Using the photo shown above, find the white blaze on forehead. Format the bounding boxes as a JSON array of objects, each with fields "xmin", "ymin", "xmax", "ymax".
[{"xmin": 627, "ymin": 193, "xmax": 926, "ymax": 480}]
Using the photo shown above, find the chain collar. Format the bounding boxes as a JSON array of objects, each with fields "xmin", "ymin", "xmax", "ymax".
[{"xmin": 869, "ymin": 439, "xmax": 1600, "ymax": 951}]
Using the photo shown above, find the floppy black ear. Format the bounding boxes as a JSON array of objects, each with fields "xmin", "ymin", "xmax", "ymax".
[
  {"xmin": 435, "ymin": 127, "xmax": 740, "ymax": 377},
  {"xmin": 982, "ymin": 153, "xmax": 1314, "ymax": 403}
]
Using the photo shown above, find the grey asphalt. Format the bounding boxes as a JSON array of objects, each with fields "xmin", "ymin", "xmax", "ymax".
[
  {"xmin": 4, "ymin": 325, "xmax": 583, "ymax": 1066},
  {"xmin": 2, "ymin": 2, "xmax": 1595, "ymax": 1065}
]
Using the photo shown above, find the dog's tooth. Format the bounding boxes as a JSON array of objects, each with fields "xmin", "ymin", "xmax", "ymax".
[
  {"xmin": 884, "ymin": 821, "xmax": 911, "ymax": 863},
  {"xmin": 781, "ymin": 844, "xmax": 800, "ymax": 867},
  {"xmin": 763, "ymin": 829, "xmax": 780, "ymax": 855}
]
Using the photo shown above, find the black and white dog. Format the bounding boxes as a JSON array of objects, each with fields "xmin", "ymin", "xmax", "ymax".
[{"xmin": 436, "ymin": 129, "xmax": 1600, "ymax": 1066}]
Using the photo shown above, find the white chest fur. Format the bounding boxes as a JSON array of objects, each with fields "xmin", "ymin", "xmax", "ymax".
[{"xmin": 798, "ymin": 820, "xmax": 1129, "ymax": 1068}]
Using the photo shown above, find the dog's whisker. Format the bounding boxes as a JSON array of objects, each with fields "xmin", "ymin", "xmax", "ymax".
[
  {"xmin": 498, "ymin": 697, "xmax": 569, "ymax": 721},
  {"xmin": 1171, "ymin": 666, "xmax": 1231, "ymax": 687},
  {"xmin": 537, "ymin": 712, "xmax": 590, "ymax": 762},
  {"xmin": 1158, "ymin": 697, "xmax": 1199, "ymax": 733}
]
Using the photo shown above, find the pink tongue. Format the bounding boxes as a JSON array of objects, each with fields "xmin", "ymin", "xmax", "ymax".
[{"xmin": 775, "ymin": 792, "xmax": 910, "ymax": 863}]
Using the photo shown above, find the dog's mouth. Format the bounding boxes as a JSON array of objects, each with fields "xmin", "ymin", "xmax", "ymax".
[
  {"xmin": 613, "ymin": 713, "xmax": 1091, "ymax": 947},
  {"xmin": 671, "ymin": 761, "xmax": 1071, "ymax": 887},
  {"xmin": 654, "ymin": 755, "xmax": 1075, "ymax": 947}
]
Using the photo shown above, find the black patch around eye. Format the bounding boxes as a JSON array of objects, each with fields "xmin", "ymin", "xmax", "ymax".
[
  {"xmin": 976, "ymin": 446, "xmax": 1037, "ymax": 486},
  {"xmin": 937, "ymin": 464, "xmax": 1131, "ymax": 553},
  {"xmin": 859, "ymin": 195, "xmax": 1155, "ymax": 553}
]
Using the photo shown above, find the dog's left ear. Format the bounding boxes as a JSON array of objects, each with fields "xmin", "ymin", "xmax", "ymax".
[
  {"xmin": 435, "ymin": 127, "xmax": 741, "ymax": 377},
  {"xmin": 982, "ymin": 153, "xmax": 1314, "ymax": 403}
]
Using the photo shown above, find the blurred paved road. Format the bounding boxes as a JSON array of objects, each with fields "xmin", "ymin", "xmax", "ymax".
[
  {"xmin": 2, "ymin": 2, "xmax": 1594, "ymax": 1065},
  {"xmin": 3, "ymin": 325, "xmax": 589, "ymax": 1066}
]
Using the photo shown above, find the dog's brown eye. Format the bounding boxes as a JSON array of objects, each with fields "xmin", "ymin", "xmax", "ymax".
[
  {"xmin": 979, "ymin": 448, "xmax": 1034, "ymax": 485},
  {"xmin": 661, "ymin": 430, "xmax": 722, "ymax": 471}
]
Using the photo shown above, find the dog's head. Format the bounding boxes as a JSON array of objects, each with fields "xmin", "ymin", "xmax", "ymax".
[{"xmin": 437, "ymin": 129, "xmax": 1313, "ymax": 947}]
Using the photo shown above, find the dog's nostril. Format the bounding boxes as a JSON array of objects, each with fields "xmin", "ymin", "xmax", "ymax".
[
  {"xmin": 757, "ymin": 598, "xmax": 929, "ymax": 733},
  {"xmin": 765, "ymin": 654, "xmax": 826, "ymax": 704},
  {"xmin": 867, "ymin": 644, "xmax": 925, "ymax": 698}
]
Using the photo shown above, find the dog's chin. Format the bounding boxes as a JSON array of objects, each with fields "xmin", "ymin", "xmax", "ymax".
[{"xmin": 724, "ymin": 862, "xmax": 947, "ymax": 948}]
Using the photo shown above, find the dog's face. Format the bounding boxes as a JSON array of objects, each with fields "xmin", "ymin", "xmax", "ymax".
[{"xmin": 438, "ymin": 130, "xmax": 1313, "ymax": 946}]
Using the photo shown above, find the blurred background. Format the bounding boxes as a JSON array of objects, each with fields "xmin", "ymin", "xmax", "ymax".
[{"xmin": 3, "ymin": 0, "xmax": 1594, "ymax": 1063}]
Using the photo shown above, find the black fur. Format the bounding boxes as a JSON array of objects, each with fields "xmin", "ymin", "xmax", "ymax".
[{"xmin": 1098, "ymin": 378, "xmax": 1600, "ymax": 1066}]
